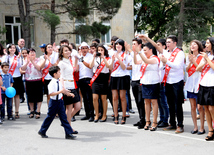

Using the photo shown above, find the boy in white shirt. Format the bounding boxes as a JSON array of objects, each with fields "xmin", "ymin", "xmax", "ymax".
[{"xmin": 38, "ymin": 66, "xmax": 76, "ymax": 139}]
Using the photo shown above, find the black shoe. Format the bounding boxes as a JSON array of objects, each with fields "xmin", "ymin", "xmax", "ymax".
[
  {"xmin": 71, "ymin": 116, "xmax": 76, "ymax": 122},
  {"xmin": 81, "ymin": 116, "xmax": 89, "ymax": 120},
  {"xmin": 158, "ymin": 122, "xmax": 169, "ymax": 128},
  {"xmin": 38, "ymin": 131, "xmax": 48, "ymax": 138},
  {"xmin": 129, "ymin": 109, "xmax": 135, "ymax": 114},
  {"xmin": 88, "ymin": 117, "xmax": 94, "ymax": 122},
  {"xmin": 94, "ymin": 119, "xmax": 99, "ymax": 123},
  {"xmin": 138, "ymin": 122, "xmax": 146, "ymax": 129},
  {"xmin": 72, "ymin": 130, "xmax": 78, "ymax": 134},
  {"xmin": 100, "ymin": 117, "xmax": 107, "ymax": 122},
  {"xmin": 8, "ymin": 117, "xmax": 15, "ymax": 121},
  {"xmin": 65, "ymin": 134, "xmax": 76, "ymax": 139},
  {"xmin": 133, "ymin": 121, "xmax": 141, "ymax": 126},
  {"xmin": 20, "ymin": 98, "xmax": 25, "ymax": 103},
  {"xmin": 197, "ymin": 130, "xmax": 205, "ymax": 135},
  {"xmin": 157, "ymin": 120, "xmax": 163, "ymax": 125},
  {"xmin": 191, "ymin": 129, "xmax": 198, "ymax": 134},
  {"xmin": 0, "ymin": 119, "xmax": 3, "ymax": 124}
]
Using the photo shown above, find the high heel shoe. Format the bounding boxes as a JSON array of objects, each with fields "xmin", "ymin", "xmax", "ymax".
[
  {"xmin": 205, "ymin": 131, "xmax": 214, "ymax": 141},
  {"xmin": 29, "ymin": 111, "xmax": 34, "ymax": 118},
  {"xmin": 144, "ymin": 121, "xmax": 151, "ymax": 130},
  {"xmin": 150, "ymin": 122, "xmax": 158, "ymax": 131},
  {"xmin": 100, "ymin": 117, "xmax": 107, "ymax": 122},
  {"xmin": 114, "ymin": 115, "xmax": 119, "ymax": 124},
  {"xmin": 121, "ymin": 117, "xmax": 126, "ymax": 125}
]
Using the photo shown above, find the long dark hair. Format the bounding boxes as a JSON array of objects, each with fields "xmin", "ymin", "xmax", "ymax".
[
  {"xmin": 115, "ymin": 39, "xmax": 125, "ymax": 51},
  {"xmin": 96, "ymin": 44, "xmax": 109, "ymax": 57},
  {"xmin": 7, "ymin": 44, "xmax": 18, "ymax": 56},
  {"xmin": 0, "ymin": 43, "xmax": 4, "ymax": 56},
  {"xmin": 189, "ymin": 40, "xmax": 203, "ymax": 54},
  {"xmin": 44, "ymin": 43, "xmax": 52, "ymax": 55},
  {"xmin": 207, "ymin": 37, "xmax": 214, "ymax": 54},
  {"xmin": 58, "ymin": 45, "xmax": 71, "ymax": 60},
  {"xmin": 144, "ymin": 42, "xmax": 157, "ymax": 56}
]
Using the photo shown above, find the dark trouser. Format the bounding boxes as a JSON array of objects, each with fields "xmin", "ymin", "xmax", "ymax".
[
  {"xmin": 126, "ymin": 89, "xmax": 132, "ymax": 111},
  {"xmin": 165, "ymin": 80, "xmax": 184, "ymax": 127},
  {"xmin": 79, "ymin": 78, "xmax": 94, "ymax": 118},
  {"xmin": 131, "ymin": 80, "xmax": 145, "ymax": 124},
  {"xmin": 39, "ymin": 99, "xmax": 73, "ymax": 135},
  {"xmin": 1, "ymin": 94, "xmax": 12, "ymax": 119},
  {"xmin": 158, "ymin": 83, "xmax": 169, "ymax": 123}
]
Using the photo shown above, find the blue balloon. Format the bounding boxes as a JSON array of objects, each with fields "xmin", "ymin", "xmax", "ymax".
[{"xmin": 5, "ymin": 87, "xmax": 16, "ymax": 98}]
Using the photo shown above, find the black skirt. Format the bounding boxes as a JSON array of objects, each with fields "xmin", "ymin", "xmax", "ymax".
[
  {"xmin": 63, "ymin": 89, "xmax": 80, "ymax": 105},
  {"xmin": 43, "ymin": 79, "xmax": 51, "ymax": 95},
  {"xmin": 197, "ymin": 85, "xmax": 214, "ymax": 106},
  {"xmin": 142, "ymin": 83, "xmax": 160, "ymax": 99},
  {"xmin": 13, "ymin": 76, "xmax": 24, "ymax": 95},
  {"xmin": 110, "ymin": 75, "xmax": 130, "ymax": 90},
  {"xmin": 92, "ymin": 73, "xmax": 109, "ymax": 95},
  {"xmin": 26, "ymin": 80, "xmax": 43, "ymax": 103}
]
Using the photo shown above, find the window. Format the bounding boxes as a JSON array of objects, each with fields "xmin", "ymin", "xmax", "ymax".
[
  {"xmin": 5, "ymin": 16, "xmax": 22, "ymax": 45},
  {"xmin": 101, "ymin": 21, "xmax": 111, "ymax": 44},
  {"xmin": 5, "ymin": 16, "xmax": 34, "ymax": 46},
  {"xmin": 75, "ymin": 18, "xmax": 86, "ymax": 45}
]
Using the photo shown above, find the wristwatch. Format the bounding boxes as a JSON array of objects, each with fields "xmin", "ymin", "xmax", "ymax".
[{"xmin": 79, "ymin": 57, "xmax": 84, "ymax": 62}]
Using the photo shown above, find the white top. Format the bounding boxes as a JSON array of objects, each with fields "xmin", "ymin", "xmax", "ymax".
[
  {"xmin": 140, "ymin": 55, "xmax": 160, "ymax": 85},
  {"xmin": 200, "ymin": 54, "xmax": 214, "ymax": 87},
  {"xmin": 158, "ymin": 49, "xmax": 168, "ymax": 82},
  {"xmin": 130, "ymin": 51, "xmax": 142, "ymax": 81},
  {"xmin": 58, "ymin": 58, "xmax": 75, "ymax": 89},
  {"xmin": 111, "ymin": 52, "xmax": 132, "ymax": 77},
  {"xmin": 24, "ymin": 58, "xmax": 42, "ymax": 80},
  {"xmin": 2, "ymin": 54, "xmax": 22, "ymax": 77},
  {"xmin": 78, "ymin": 52, "xmax": 93, "ymax": 79},
  {"xmin": 108, "ymin": 49, "xmax": 116, "ymax": 58},
  {"xmin": 164, "ymin": 48, "xmax": 185, "ymax": 84},
  {"xmin": 92, "ymin": 57, "xmax": 111, "ymax": 73},
  {"xmin": 184, "ymin": 54, "xmax": 201, "ymax": 93},
  {"xmin": 48, "ymin": 78, "xmax": 63, "ymax": 100}
]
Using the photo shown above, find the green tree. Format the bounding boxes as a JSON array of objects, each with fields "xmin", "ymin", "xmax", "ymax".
[{"xmin": 0, "ymin": 26, "xmax": 7, "ymax": 45}]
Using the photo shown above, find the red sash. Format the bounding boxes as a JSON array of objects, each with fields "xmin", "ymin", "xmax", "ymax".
[
  {"xmin": 111, "ymin": 52, "xmax": 125, "ymax": 73},
  {"xmin": 198, "ymin": 59, "xmax": 214, "ymax": 90},
  {"xmin": 162, "ymin": 48, "xmax": 181, "ymax": 85},
  {"xmin": 42, "ymin": 62, "xmax": 52, "ymax": 82},
  {"xmin": 140, "ymin": 55, "xmax": 160, "ymax": 79},
  {"xmin": 69, "ymin": 58, "xmax": 78, "ymax": 89},
  {"xmin": 89, "ymin": 57, "xmax": 110, "ymax": 87},
  {"xmin": 8, "ymin": 56, "xmax": 18, "ymax": 76},
  {"xmin": 187, "ymin": 55, "xmax": 203, "ymax": 77}
]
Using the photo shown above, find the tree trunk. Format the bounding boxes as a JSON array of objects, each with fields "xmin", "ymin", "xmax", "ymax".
[
  {"xmin": 177, "ymin": 0, "xmax": 184, "ymax": 47},
  {"xmin": 17, "ymin": 0, "xmax": 31, "ymax": 48},
  {"xmin": 51, "ymin": 0, "xmax": 55, "ymax": 44}
]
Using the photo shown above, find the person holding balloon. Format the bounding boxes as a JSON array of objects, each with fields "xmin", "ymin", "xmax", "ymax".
[{"xmin": 0, "ymin": 62, "xmax": 15, "ymax": 121}]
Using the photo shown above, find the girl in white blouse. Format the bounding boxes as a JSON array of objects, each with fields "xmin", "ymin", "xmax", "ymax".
[
  {"xmin": 109, "ymin": 39, "xmax": 132, "ymax": 124},
  {"xmin": 89, "ymin": 44, "xmax": 111, "ymax": 122},
  {"xmin": 134, "ymin": 42, "xmax": 160, "ymax": 131},
  {"xmin": 2, "ymin": 44, "xmax": 24, "ymax": 119},
  {"xmin": 196, "ymin": 37, "xmax": 214, "ymax": 141},
  {"xmin": 58, "ymin": 45, "xmax": 81, "ymax": 128},
  {"xmin": 184, "ymin": 40, "xmax": 205, "ymax": 135}
]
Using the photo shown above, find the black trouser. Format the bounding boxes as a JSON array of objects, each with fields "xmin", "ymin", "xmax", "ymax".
[
  {"xmin": 165, "ymin": 80, "xmax": 184, "ymax": 127},
  {"xmin": 131, "ymin": 80, "xmax": 145, "ymax": 124},
  {"xmin": 79, "ymin": 78, "xmax": 94, "ymax": 118}
]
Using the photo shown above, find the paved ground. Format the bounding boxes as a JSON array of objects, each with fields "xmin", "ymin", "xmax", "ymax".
[{"xmin": 0, "ymin": 95, "xmax": 214, "ymax": 155}]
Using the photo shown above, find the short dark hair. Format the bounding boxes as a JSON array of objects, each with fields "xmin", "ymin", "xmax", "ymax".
[
  {"xmin": 144, "ymin": 42, "xmax": 157, "ymax": 56},
  {"xmin": 115, "ymin": 39, "xmax": 125, "ymax": 51},
  {"xmin": 28, "ymin": 48, "xmax": 36, "ymax": 54},
  {"xmin": 167, "ymin": 35, "xmax": 178, "ymax": 43},
  {"xmin": 60, "ymin": 39, "xmax": 69, "ymax": 45},
  {"xmin": 49, "ymin": 66, "xmax": 60, "ymax": 77},
  {"xmin": 189, "ymin": 40, "xmax": 204, "ymax": 54},
  {"xmin": 70, "ymin": 43, "xmax": 76, "ymax": 50},
  {"xmin": 92, "ymin": 38, "xmax": 100, "ymax": 44},
  {"xmin": 201, "ymin": 40, "xmax": 206, "ymax": 49},
  {"xmin": 90, "ymin": 43, "xmax": 98, "ymax": 48},
  {"xmin": 111, "ymin": 36, "xmax": 119, "ymax": 42},
  {"xmin": 1, "ymin": 62, "xmax": 9, "ymax": 68},
  {"xmin": 157, "ymin": 39, "xmax": 166, "ymax": 47},
  {"xmin": 132, "ymin": 38, "xmax": 142, "ymax": 45}
]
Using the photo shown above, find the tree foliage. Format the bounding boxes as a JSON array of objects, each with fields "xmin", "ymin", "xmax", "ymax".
[
  {"xmin": 0, "ymin": 26, "xmax": 7, "ymax": 44},
  {"xmin": 134, "ymin": 0, "xmax": 214, "ymax": 45}
]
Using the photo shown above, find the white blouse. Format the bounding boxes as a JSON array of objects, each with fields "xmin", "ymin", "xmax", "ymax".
[
  {"xmin": 140, "ymin": 56, "xmax": 160, "ymax": 85},
  {"xmin": 111, "ymin": 52, "xmax": 132, "ymax": 77},
  {"xmin": 92, "ymin": 57, "xmax": 111, "ymax": 73},
  {"xmin": 200, "ymin": 54, "xmax": 214, "ymax": 87},
  {"xmin": 2, "ymin": 54, "xmax": 22, "ymax": 77},
  {"xmin": 184, "ymin": 54, "xmax": 201, "ymax": 93},
  {"xmin": 130, "ymin": 51, "xmax": 142, "ymax": 81},
  {"xmin": 58, "ymin": 58, "xmax": 75, "ymax": 89}
]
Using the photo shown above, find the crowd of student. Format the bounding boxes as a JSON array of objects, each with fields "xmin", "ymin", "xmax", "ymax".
[{"xmin": 0, "ymin": 34, "xmax": 214, "ymax": 141}]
